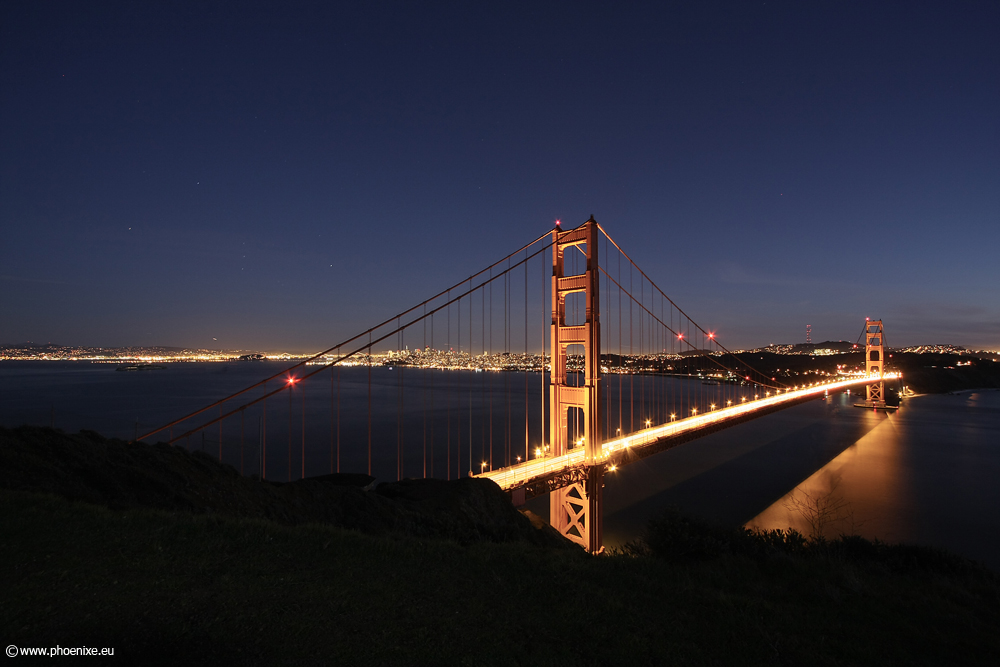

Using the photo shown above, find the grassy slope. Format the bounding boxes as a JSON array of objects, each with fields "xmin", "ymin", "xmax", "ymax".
[{"xmin": 4, "ymin": 490, "xmax": 999, "ymax": 666}]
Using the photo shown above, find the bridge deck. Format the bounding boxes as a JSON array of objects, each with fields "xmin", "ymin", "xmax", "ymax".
[{"xmin": 478, "ymin": 374, "xmax": 897, "ymax": 497}]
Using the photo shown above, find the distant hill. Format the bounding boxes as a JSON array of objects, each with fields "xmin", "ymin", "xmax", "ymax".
[{"xmin": 790, "ymin": 340, "xmax": 857, "ymax": 354}]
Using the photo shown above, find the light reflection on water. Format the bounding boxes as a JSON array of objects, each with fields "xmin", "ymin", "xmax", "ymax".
[
  {"xmin": 750, "ymin": 391, "xmax": 1000, "ymax": 570},
  {"xmin": 746, "ymin": 409, "xmax": 917, "ymax": 543},
  {"xmin": 601, "ymin": 389, "xmax": 1000, "ymax": 570}
]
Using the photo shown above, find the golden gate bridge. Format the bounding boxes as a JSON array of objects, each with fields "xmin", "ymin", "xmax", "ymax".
[{"xmin": 136, "ymin": 217, "xmax": 894, "ymax": 553}]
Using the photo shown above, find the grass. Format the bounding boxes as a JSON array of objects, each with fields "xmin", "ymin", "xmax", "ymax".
[{"xmin": 4, "ymin": 490, "xmax": 999, "ymax": 666}]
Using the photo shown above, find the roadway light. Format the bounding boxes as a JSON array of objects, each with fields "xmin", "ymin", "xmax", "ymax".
[
  {"xmin": 710, "ymin": 403, "xmax": 716, "ymax": 411},
  {"xmin": 645, "ymin": 419, "xmax": 651, "ymax": 427},
  {"xmin": 535, "ymin": 447, "xmax": 542, "ymax": 457},
  {"xmin": 609, "ymin": 464, "xmax": 617, "ymax": 472},
  {"xmin": 669, "ymin": 414, "xmax": 676, "ymax": 421},
  {"xmin": 691, "ymin": 408, "xmax": 698, "ymax": 415},
  {"xmin": 727, "ymin": 400, "xmax": 732, "ymax": 406},
  {"xmin": 741, "ymin": 397, "xmax": 746, "ymax": 402}
]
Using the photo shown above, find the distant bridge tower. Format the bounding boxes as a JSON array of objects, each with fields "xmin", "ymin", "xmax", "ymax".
[
  {"xmin": 549, "ymin": 217, "xmax": 603, "ymax": 553},
  {"xmin": 806, "ymin": 324, "xmax": 812, "ymax": 344},
  {"xmin": 864, "ymin": 319, "xmax": 886, "ymax": 408}
]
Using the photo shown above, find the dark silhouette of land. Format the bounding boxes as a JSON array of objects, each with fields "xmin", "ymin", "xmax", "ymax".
[{"xmin": 3, "ymin": 425, "xmax": 999, "ymax": 665}]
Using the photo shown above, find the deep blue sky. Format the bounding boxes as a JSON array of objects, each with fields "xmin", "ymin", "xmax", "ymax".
[{"xmin": 2, "ymin": 1, "xmax": 998, "ymax": 352}]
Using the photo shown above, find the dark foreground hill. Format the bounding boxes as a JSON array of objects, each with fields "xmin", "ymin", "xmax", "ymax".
[
  {"xmin": 3, "ymin": 426, "xmax": 1000, "ymax": 665},
  {"xmin": 0, "ymin": 426, "xmax": 569, "ymax": 548}
]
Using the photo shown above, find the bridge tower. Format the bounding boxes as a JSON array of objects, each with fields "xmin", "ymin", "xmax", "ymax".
[
  {"xmin": 549, "ymin": 217, "xmax": 603, "ymax": 553},
  {"xmin": 864, "ymin": 319, "xmax": 886, "ymax": 408}
]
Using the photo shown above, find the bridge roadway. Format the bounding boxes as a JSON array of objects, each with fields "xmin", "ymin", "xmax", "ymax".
[{"xmin": 478, "ymin": 373, "xmax": 899, "ymax": 500}]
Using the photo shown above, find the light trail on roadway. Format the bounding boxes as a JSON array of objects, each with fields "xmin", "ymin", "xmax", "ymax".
[{"xmin": 478, "ymin": 374, "xmax": 899, "ymax": 491}]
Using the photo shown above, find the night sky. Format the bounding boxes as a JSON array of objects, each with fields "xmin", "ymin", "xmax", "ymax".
[{"xmin": 2, "ymin": 1, "xmax": 998, "ymax": 352}]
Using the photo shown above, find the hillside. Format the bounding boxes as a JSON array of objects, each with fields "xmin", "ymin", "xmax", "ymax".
[{"xmin": 3, "ymin": 426, "xmax": 999, "ymax": 665}]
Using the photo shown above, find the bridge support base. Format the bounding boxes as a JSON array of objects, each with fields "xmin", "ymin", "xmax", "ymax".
[{"xmin": 550, "ymin": 465, "xmax": 603, "ymax": 553}]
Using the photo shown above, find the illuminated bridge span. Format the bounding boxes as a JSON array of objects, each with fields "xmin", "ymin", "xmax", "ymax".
[
  {"xmin": 137, "ymin": 217, "xmax": 895, "ymax": 553},
  {"xmin": 482, "ymin": 374, "xmax": 897, "ymax": 497}
]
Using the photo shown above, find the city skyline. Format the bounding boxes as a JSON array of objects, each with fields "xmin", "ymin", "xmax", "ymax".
[{"xmin": 2, "ymin": 2, "xmax": 998, "ymax": 352}]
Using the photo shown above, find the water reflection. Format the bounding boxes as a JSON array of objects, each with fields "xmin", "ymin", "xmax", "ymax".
[
  {"xmin": 746, "ymin": 391, "xmax": 1000, "ymax": 569},
  {"xmin": 747, "ymin": 409, "xmax": 915, "ymax": 542}
]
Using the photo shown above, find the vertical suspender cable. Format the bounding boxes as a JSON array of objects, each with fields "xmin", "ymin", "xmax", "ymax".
[
  {"xmin": 468, "ymin": 278, "xmax": 473, "ymax": 475},
  {"xmin": 301, "ymin": 382, "xmax": 305, "ymax": 479},
  {"xmin": 469, "ymin": 278, "xmax": 473, "ymax": 474},
  {"xmin": 423, "ymin": 307, "xmax": 427, "ymax": 478},
  {"xmin": 482, "ymin": 279, "xmax": 487, "ymax": 467},
  {"xmin": 505, "ymin": 259, "xmax": 510, "ymax": 466},
  {"xmin": 397, "ymin": 316, "xmax": 402, "ymax": 480},
  {"xmin": 618, "ymin": 251, "xmax": 625, "ymax": 435},
  {"xmin": 430, "ymin": 313, "xmax": 435, "ymax": 478},
  {"xmin": 541, "ymin": 244, "xmax": 546, "ymax": 453},
  {"xmin": 524, "ymin": 248, "xmax": 528, "ymax": 463},
  {"xmin": 330, "ymin": 350, "xmax": 340, "ymax": 474},
  {"xmin": 445, "ymin": 290, "xmax": 454, "ymax": 479},
  {"xmin": 337, "ymin": 349, "xmax": 341, "ymax": 473},
  {"xmin": 367, "ymin": 332, "xmax": 372, "ymax": 477},
  {"xmin": 489, "ymin": 270, "xmax": 494, "ymax": 467},
  {"xmin": 262, "ymin": 383, "xmax": 267, "ymax": 480},
  {"xmin": 457, "ymin": 286, "xmax": 461, "ymax": 477}
]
